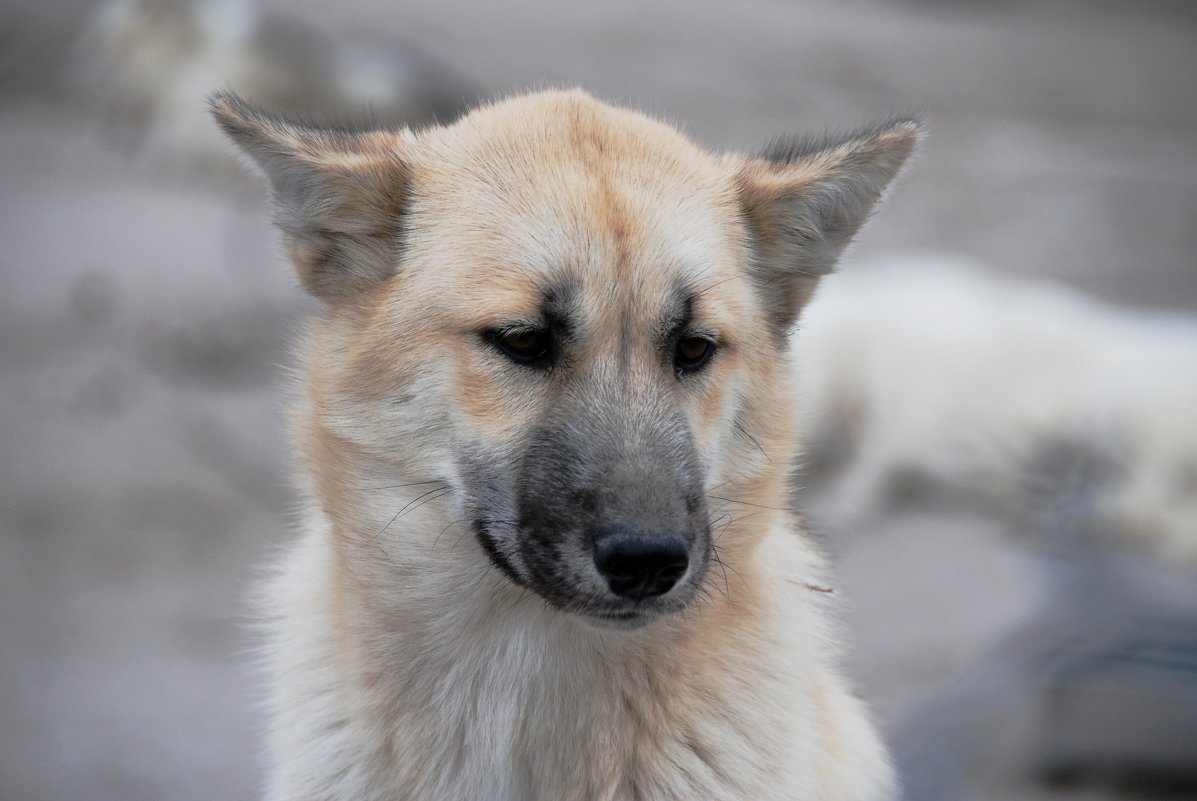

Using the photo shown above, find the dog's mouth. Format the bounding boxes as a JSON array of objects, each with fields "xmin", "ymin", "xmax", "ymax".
[
  {"xmin": 583, "ymin": 608, "xmax": 661, "ymax": 630},
  {"xmin": 563, "ymin": 592, "xmax": 700, "ymax": 630}
]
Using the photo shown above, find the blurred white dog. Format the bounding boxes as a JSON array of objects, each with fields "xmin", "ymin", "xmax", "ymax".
[
  {"xmin": 71, "ymin": 0, "xmax": 478, "ymax": 170},
  {"xmin": 796, "ymin": 256, "xmax": 1197, "ymax": 563}
]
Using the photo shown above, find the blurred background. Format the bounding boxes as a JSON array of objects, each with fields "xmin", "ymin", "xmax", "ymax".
[{"xmin": 2, "ymin": 1, "xmax": 1195, "ymax": 799}]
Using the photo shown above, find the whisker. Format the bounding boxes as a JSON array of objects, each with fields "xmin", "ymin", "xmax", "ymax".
[
  {"xmin": 469, "ymin": 564, "xmax": 496, "ymax": 593},
  {"xmin": 450, "ymin": 517, "xmax": 522, "ymax": 552},
  {"xmin": 707, "ymin": 495, "xmax": 788, "ymax": 512},
  {"xmin": 708, "ymin": 513, "xmax": 733, "ymax": 531},
  {"xmin": 704, "ymin": 466, "xmax": 763, "ymax": 496},
  {"xmin": 432, "ymin": 518, "xmax": 468, "ymax": 551},
  {"xmin": 363, "ymin": 479, "xmax": 449, "ymax": 491},
  {"xmin": 709, "ymin": 542, "xmax": 733, "ymax": 600},
  {"xmin": 711, "ymin": 544, "xmax": 739, "ymax": 578},
  {"xmin": 734, "ymin": 422, "xmax": 772, "ymax": 463},
  {"xmin": 370, "ymin": 486, "xmax": 452, "ymax": 542},
  {"xmin": 692, "ymin": 275, "xmax": 737, "ymax": 298},
  {"xmin": 451, "ymin": 526, "xmax": 474, "ymax": 552}
]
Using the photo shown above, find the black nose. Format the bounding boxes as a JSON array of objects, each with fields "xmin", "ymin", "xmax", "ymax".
[{"xmin": 594, "ymin": 533, "xmax": 689, "ymax": 601}]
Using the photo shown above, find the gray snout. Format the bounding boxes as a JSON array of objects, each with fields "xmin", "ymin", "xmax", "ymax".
[
  {"xmin": 509, "ymin": 388, "xmax": 711, "ymax": 618},
  {"xmin": 593, "ymin": 529, "xmax": 689, "ymax": 601}
]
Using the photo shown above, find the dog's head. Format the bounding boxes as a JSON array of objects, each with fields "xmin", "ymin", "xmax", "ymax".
[{"xmin": 213, "ymin": 90, "xmax": 918, "ymax": 627}]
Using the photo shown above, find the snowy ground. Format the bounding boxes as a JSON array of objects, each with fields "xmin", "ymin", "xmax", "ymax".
[{"xmin": 2, "ymin": 1, "xmax": 1196, "ymax": 799}]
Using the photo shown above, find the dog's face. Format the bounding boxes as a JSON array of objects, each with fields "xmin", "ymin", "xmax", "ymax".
[{"xmin": 214, "ymin": 90, "xmax": 918, "ymax": 627}]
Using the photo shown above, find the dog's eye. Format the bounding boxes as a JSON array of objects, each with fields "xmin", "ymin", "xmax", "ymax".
[
  {"xmin": 487, "ymin": 328, "xmax": 553, "ymax": 368},
  {"xmin": 674, "ymin": 337, "xmax": 715, "ymax": 374}
]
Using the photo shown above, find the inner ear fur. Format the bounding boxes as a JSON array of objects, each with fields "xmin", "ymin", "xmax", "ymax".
[
  {"xmin": 735, "ymin": 118, "xmax": 922, "ymax": 333},
  {"xmin": 210, "ymin": 91, "xmax": 412, "ymax": 301}
]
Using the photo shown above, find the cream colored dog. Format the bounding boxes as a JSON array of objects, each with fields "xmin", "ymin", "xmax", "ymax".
[
  {"xmin": 212, "ymin": 88, "xmax": 919, "ymax": 801},
  {"xmin": 797, "ymin": 255, "xmax": 1197, "ymax": 562}
]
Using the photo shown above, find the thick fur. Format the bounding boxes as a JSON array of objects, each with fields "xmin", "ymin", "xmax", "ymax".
[{"xmin": 212, "ymin": 88, "xmax": 919, "ymax": 801}]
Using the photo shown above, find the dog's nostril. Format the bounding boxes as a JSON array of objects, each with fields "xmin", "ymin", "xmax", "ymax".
[{"xmin": 594, "ymin": 535, "xmax": 689, "ymax": 601}]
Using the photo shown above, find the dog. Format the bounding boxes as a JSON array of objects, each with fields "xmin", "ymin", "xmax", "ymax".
[
  {"xmin": 212, "ymin": 88, "xmax": 919, "ymax": 801},
  {"xmin": 796, "ymin": 255, "xmax": 1197, "ymax": 562},
  {"xmin": 72, "ymin": 0, "xmax": 476, "ymax": 170}
]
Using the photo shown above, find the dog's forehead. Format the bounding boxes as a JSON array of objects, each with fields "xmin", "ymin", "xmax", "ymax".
[{"xmin": 407, "ymin": 91, "xmax": 747, "ymax": 325}]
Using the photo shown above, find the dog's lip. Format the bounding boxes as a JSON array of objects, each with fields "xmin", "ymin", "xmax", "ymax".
[
  {"xmin": 582, "ymin": 596, "xmax": 691, "ymax": 628},
  {"xmin": 591, "ymin": 609, "xmax": 643, "ymax": 621},
  {"xmin": 582, "ymin": 608, "xmax": 661, "ymax": 631}
]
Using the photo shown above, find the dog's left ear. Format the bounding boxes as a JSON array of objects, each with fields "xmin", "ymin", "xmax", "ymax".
[
  {"xmin": 210, "ymin": 91, "xmax": 414, "ymax": 302},
  {"xmin": 734, "ymin": 118, "xmax": 922, "ymax": 332}
]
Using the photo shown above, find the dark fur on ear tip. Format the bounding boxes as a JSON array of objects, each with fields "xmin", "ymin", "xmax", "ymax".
[
  {"xmin": 759, "ymin": 115, "xmax": 925, "ymax": 165},
  {"xmin": 208, "ymin": 89, "xmax": 384, "ymax": 148},
  {"xmin": 208, "ymin": 90, "xmax": 295, "ymax": 154},
  {"xmin": 208, "ymin": 90, "xmax": 284, "ymax": 137},
  {"xmin": 208, "ymin": 89, "xmax": 254, "ymax": 124}
]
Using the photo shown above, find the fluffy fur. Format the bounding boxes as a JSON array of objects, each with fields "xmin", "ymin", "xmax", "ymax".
[{"xmin": 212, "ymin": 88, "xmax": 919, "ymax": 801}]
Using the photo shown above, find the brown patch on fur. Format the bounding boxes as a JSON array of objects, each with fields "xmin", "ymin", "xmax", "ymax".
[{"xmin": 567, "ymin": 107, "xmax": 633, "ymax": 274}]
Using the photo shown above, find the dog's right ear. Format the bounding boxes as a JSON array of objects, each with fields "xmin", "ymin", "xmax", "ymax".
[
  {"xmin": 210, "ymin": 92, "xmax": 413, "ymax": 301},
  {"xmin": 734, "ymin": 118, "xmax": 922, "ymax": 334}
]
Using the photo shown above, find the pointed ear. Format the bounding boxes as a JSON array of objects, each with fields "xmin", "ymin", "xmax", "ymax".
[
  {"xmin": 734, "ymin": 118, "xmax": 922, "ymax": 332},
  {"xmin": 210, "ymin": 91, "xmax": 413, "ymax": 301}
]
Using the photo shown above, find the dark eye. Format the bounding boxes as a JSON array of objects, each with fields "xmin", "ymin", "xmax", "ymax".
[
  {"xmin": 487, "ymin": 328, "xmax": 553, "ymax": 368},
  {"xmin": 674, "ymin": 336, "xmax": 715, "ymax": 374}
]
